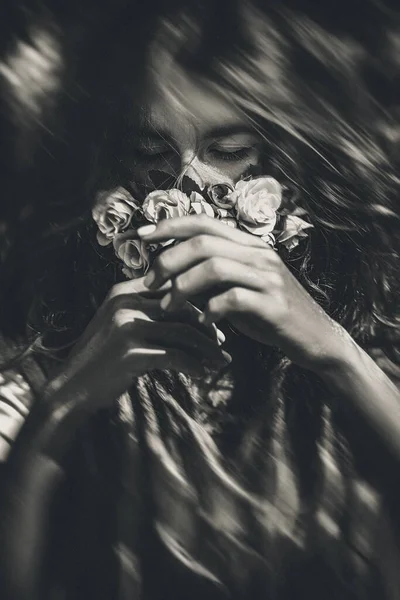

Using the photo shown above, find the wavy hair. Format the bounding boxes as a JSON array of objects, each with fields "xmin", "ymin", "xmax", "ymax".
[{"xmin": 1, "ymin": 1, "xmax": 400, "ymax": 598}]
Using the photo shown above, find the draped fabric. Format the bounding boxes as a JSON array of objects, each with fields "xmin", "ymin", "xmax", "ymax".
[{"xmin": 1, "ymin": 351, "xmax": 400, "ymax": 599}]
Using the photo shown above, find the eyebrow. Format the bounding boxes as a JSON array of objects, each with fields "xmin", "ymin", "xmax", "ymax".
[
  {"xmin": 203, "ymin": 124, "xmax": 257, "ymax": 140},
  {"xmin": 136, "ymin": 123, "xmax": 257, "ymax": 144}
]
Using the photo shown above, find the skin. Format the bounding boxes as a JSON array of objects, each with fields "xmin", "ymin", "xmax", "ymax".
[
  {"xmin": 133, "ymin": 65, "xmax": 262, "ymax": 189},
  {"xmin": 2, "ymin": 64, "xmax": 400, "ymax": 600}
]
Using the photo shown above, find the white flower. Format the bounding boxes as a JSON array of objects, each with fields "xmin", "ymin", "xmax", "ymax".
[
  {"xmin": 92, "ymin": 187, "xmax": 140, "ymax": 246},
  {"xmin": 208, "ymin": 183, "xmax": 236, "ymax": 209},
  {"xmin": 261, "ymin": 232, "xmax": 276, "ymax": 247},
  {"xmin": 113, "ymin": 231, "xmax": 150, "ymax": 276},
  {"xmin": 213, "ymin": 207, "xmax": 231, "ymax": 219},
  {"xmin": 220, "ymin": 217, "xmax": 238, "ymax": 229},
  {"xmin": 233, "ymin": 177, "xmax": 281, "ymax": 236},
  {"xmin": 142, "ymin": 189, "xmax": 190, "ymax": 223},
  {"xmin": 122, "ymin": 266, "xmax": 137, "ymax": 280},
  {"xmin": 190, "ymin": 192, "xmax": 215, "ymax": 217},
  {"xmin": 276, "ymin": 215, "xmax": 313, "ymax": 251}
]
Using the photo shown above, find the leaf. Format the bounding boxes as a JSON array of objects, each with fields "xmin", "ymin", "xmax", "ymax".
[{"xmin": 180, "ymin": 175, "xmax": 203, "ymax": 196}]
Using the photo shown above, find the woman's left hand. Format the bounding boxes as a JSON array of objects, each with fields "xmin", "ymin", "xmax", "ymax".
[{"xmin": 139, "ymin": 215, "xmax": 351, "ymax": 372}]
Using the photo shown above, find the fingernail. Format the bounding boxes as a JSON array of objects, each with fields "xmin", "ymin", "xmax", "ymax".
[
  {"xmin": 222, "ymin": 350, "xmax": 232, "ymax": 364},
  {"xmin": 137, "ymin": 224, "xmax": 157, "ymax": 238},
  {"xmin": 160, "ymin": 293, "xmax": 172, "ymax": 311},
  {"xmin": 216, "ymin": 328, "xmax": 226, "ymax": 345},
  {"xmin": 144, "ymin": 270, "xmax": 157, "ymax": 289}
]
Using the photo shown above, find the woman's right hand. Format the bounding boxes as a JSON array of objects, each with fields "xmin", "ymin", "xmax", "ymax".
[{"xmin": 46, "ymin": 276, "xmax": 231, "ymax": 413}]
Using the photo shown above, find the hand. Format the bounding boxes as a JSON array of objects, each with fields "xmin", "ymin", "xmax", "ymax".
[
  {"xmin": 138, "ymin": 215, "xmax": 350, "ymax": 372},
  {"xmin": 48, "ymin": 276, "xmax": 231, "ymax": 412},
  {"xmin": 0, "ymin": 279, "xmax": 233, "ymax": 600}
]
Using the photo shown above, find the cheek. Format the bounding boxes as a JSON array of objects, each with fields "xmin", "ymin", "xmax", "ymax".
[{"xmin": 207, "ymin": 151, "xmax": 262, "ymax": 183}]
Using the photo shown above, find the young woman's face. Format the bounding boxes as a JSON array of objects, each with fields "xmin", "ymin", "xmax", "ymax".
[{"xmin": 132, "ymin": 66, "xmax": 262, "ymax": 189}]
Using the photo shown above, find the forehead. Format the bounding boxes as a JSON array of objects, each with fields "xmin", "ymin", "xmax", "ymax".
[{"xmin": 144, "ymin": 65, "xmax": 252, "ymax": 137}]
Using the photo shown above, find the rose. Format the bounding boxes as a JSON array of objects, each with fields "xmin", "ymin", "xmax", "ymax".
[
  {"xmin": 113, "ymin": 231, "xmax": 150, "ymax": 277},
  {"xmin": 208, "ymin": 183, "xmax": 236, "ymax": 210},
  {"xmin": 233, "ymin": 177, "xmax": 282, "ymax": 236},
  {"xmin": 276, "ymin": 215, "xmax": 313, "ymax": 251},
  {"xmin": 212, "ymin": 207, "xmax": 231, "ymax": 219},
  {"xmin": 219, "ymin": 217, "xmax": 238, "ymax": 229},
  {"xmin": 92, "ymin": 187, "xmax": 140, "ymax": 246},
  {"xmin": 142, "ymin": 189, "xmax": 190, "ymax": 223},
  {"xmin": 261, "ymin": 232, "xmax": 276, "ymax": 248},
  {"xmin": 190, "ymin": 192, "xmax": 215, "ymax": 217}
]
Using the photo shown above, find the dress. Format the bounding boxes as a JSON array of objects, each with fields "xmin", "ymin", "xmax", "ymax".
[{"xmin": 1, "ymin": 344, "xmax": 400, "ymax": 600}]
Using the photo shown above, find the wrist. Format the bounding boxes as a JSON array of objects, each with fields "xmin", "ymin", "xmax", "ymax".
[{"xmin": 308, "ymin": 325, "xmax": 361, "ymax": 382}]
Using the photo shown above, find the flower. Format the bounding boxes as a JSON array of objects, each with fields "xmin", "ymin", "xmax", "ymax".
[
  {"xmin": 92, "ymin": 173, "xmax": 313, "ymax": 283},
  {"xmin": 143, "ymin": 189, "xmax": 190, "ymax": 223},
  {"xmin": 220, "ymin": 217, "xmax": 238, "ymax": 229},
  {"xmin": 233, "ymin": 177, "xmax": 282, "ymax": 236},
  {"xmin": 190, "ymin": 192, "xmax": 215, "ymax": 217},
  {"xmin": 113, "ymin": 231, "xmax": 150, "ymax": 276},
  {"xmin": 208, "ymin": 183, "xmax": 236, "ymax": 210},
  {"xmin": 276, "ymin": 215, "xmax": 313, "ymax": 251},
  {"xmin": 261, "ymin": 232, "xmax": 276, "ymax": 247},
  {"xmin": 92, "ymin": 187, "xmax": 140, "ymax": 246}
]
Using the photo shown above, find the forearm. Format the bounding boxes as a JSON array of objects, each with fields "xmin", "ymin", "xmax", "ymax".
[
  {"xmin": 318, "ymin": 333, "xmax": 400, "ymax": 471},
  {"xmin": 1, "ymin": 380, "xmax": 93, "ymax": 600}
]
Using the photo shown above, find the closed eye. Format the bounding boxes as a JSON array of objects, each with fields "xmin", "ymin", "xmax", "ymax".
[{"xmin": 208, "ymin": 146, "xmax": 253, "ymax": 162}]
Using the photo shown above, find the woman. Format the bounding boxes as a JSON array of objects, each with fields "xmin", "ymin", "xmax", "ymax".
[{"xmin": 1, "ymin": 1, "xmax": 400, "ymax": 599}]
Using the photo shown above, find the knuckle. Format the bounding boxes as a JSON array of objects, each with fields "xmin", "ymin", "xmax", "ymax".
[
  {"xmin": 207, "ymin": 297, "xmax": 217, "ymax": 313},
  {"xmin": 267, "ymin": 272, "xmax": 284, "ymax": 291},
  {"xmin": 206, "ymin": 257, "xmax": 224, "ymax": 279},
  {"xmin": 106, "ymin": 282, "xmax": 124, "ymax": 301},
  {"xmin": 246, "ymin": 268, "xmax": 263, "ymax": 287},
  {"xmin": 191, "ymin": 234, "xmax": 209, "ymax": 254},
  {"xmin": 197, "ymin": 213, "xmax": 210, "ymax": 226},
  {"xmin": 255, "ymin": 248, "xmax": 278, "ymax": 270},
  {"xmin": 227, "ymin": 287, "xmax": 244, "ymax": 308},
  {"xmin": 154, "ymin": 253, "xmax": 169, "ymax": 278},
  {"xmin": 112, "ymin": 307, "xmax": 133, "ymax": 331},
  {"xmin": 173, "ymin": 275, "xmax": 187, "ymax": 294}
]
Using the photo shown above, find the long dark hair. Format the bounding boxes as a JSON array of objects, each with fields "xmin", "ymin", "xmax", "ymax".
[{"xmin": 1, "ymin": 1, "xmax": 399, "ymax": 598}]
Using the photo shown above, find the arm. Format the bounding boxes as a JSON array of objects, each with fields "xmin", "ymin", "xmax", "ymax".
[
  {"xmin": 0, "ymin": 277, "xmax": 228, "ymax": 600},
  {"xmin": 318, "ymin": 337, "xmax": 400, "ymax": 484},
  {"xmin": 0, "ymin": 379, "xmax": 94, "ymax": 600},
  {"xmin": 136, "ymin": 215, "xmax": 400, "ymax": 477}
]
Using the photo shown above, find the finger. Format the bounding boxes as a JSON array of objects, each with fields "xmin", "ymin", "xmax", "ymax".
[
  {"xmin": 105, "ymin": 293, "xmax": 163, "ymax": 322},
  {"xmin": 137, "ymin": 215, "xmax": 269, "ymax": 249},
  {"xmin": 126, "ymin": 346, "xmax": 205, "ymax": 378},
  {"xmin": 144, "ymin": 235, "xmax": 273, "ymax": 290},
  {"xmin": 161, "ymin": 259, "xmax": 267, "ymax": 312},
  {"xmin": 108, "ymin": 276, "xmax": 172, "ymax": 300},
  {"xmin": 163, "ymin": 301, "xmax": 226, "ymax": 346},
  {"xmin": 201, "ymin": 287, "xmax": 261, "ymax": 326},
  {"xmin": 127, "ymin": 319, "xmax": 232, "ymax": 367},
  {"xmin": 105, "ymin": 293, "xmax": 225, "ymax": 346}
]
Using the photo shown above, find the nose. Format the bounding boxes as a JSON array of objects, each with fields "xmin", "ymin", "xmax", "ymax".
[{"xmin": 182, "ymin": 155, "xmax": 230, "ymax": 189}]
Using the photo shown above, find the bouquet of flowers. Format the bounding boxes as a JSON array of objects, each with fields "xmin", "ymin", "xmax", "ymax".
[{"xmin": 92, "ymin": 174, "xmax": 313, "ymax": 279}]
